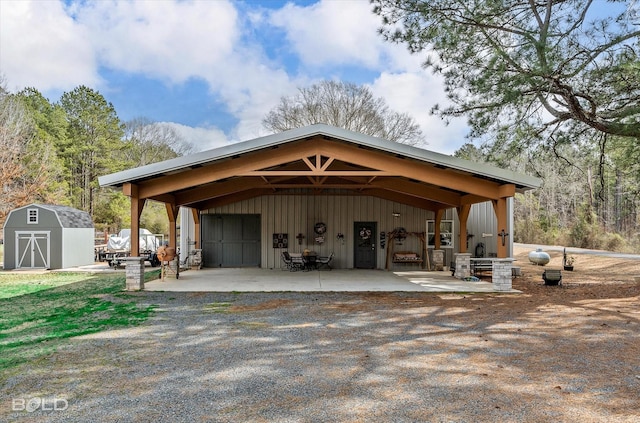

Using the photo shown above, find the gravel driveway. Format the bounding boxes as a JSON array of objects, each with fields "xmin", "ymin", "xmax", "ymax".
[{"xmin": 3, "ymin": 282, "xmax": 639, "ymax": 423}]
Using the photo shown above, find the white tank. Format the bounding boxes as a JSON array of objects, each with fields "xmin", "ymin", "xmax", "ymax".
[{"xmin": 528, "ymin": 248, "xmax": 551, "ymax": 265}]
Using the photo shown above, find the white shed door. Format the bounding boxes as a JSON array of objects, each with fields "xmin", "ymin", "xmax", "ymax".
[{"xmin": 16, "ymin": 231, "xmax": 50, "ymax": 269}]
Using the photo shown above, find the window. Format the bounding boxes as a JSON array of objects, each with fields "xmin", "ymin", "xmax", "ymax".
[
  {"xmin": 27, "ymin": 208, "xmax": 39, "ymax": 224},
  {"xmin": 427, "ymin": 220, "xmax": 454, "ymax": 248}
]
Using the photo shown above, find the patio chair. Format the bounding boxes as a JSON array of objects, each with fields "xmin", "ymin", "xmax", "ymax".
[
  {"xmin": 282, "ymin": 251, "xmax": 304, "ymax": 271},
  {"xmin": 317, "ymin": 252, "xmax": 334, "ymax": 270},
  {"xmin": 281, "ymin": 251, "xmax": 293, "ymax": 271}
]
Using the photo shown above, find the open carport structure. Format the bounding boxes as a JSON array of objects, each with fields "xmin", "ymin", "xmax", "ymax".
[{"xmin": 99, "ymin": 124, "xmax": 539, "ymax": 272}]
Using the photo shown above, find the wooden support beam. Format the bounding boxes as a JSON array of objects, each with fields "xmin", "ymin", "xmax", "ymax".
[
  {"xmin": 498, "ymin": 183, "xmax": 516, "ymax": 198},
  {"xmin": 175, "ymin": 178, "xmax": 268, "ymax": 206},
  {"xmin": 320, "ymin": 157, "xmax": 335, "ymax": 171},
  {"xmin": 302, "ymin": 156, "xmax": 316, "ymax": 171},
  {"xmin": 434, "ymin": 209, "xmax": 445, "ymax": 250},
  {"xmin": 492, "ymin": 197, "xmax": 509, "ymax": 258},
  {"xmin": 370, "ymin": 178, "xmax": 462, "ymax": 206},
  {"xmin": 239, "ymin": 170, "xmax": 393, "ymax": 176},
  {"xmin": 124, "ymin": 183, "xmax": 145, "ymax": 257},
  {"xmin": 191, "ymin": 208, "xmax": 200, "ymax": 249},
  {"xmin": 165, "ymin": 203, "xmax": 179, "ymax": 250},
  {"xmin": 456, "ymin": 204, "xmax": 471, "ymax": 253},
  {"xmin": 137, "ymin": 141, "xmax": 317, "ymax": 199},
  {"xmin": 367, "ymin": 189, "xmax": 440, "ymax": 211},
  {"xmin": 194, "ymin": 189, "xmax": 273, "ymax": 211},
  {"xmin": 316, "ymin": 139, "xmax": 506, "ymax": 199}
]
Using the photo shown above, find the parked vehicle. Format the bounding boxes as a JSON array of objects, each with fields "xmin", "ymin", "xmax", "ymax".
[{"xmin": 95, "ymin": 229, "xmax": 163, "ymax": 268}]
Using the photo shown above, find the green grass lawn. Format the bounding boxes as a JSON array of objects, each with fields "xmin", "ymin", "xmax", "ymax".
[
  {"xmin": 0, "ymin": 272, "xmax": 95, "ymax": 299},
  {"xmin": 0, "ymin": 271, "xmax": 159, "ymax": 370}
]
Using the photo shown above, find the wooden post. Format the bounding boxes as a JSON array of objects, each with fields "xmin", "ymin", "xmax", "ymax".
[
  {"xmin": 492, "ymin": 197, "xmax": 509, "ymax": 258},
  {"xmin": 434, "ymin": 209, "xmax": 444, "ymax": 250},
  {"xmin": 456, "ymin": 204, "xmax": 471, "ymax": 253},
  {"xmin": 124, "ymin": 183, "xmax": 145, "ymax": 257},
  {"xmin": 166, "ymin": 203, "xmax": 179, "ymax": 250},
  {"xmin": 191, "ymin": 208, "xmax": 200, "ymax": 248}
]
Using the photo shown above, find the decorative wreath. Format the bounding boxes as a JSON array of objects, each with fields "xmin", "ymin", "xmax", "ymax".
[
  {"xmin": 314, "ymin": 222, "xmax": 327, "ymax": 235},
  {"xmin": 359, "ymin": 227, "xmax": 372, "ymax": 240},
  {"xmin": 394, "ymin": 227, "xmax": 407, "ymax": 240}
]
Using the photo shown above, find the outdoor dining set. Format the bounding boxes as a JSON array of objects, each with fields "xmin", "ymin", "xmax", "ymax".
[{"xmin": 281, "ymin": 251, "xmax": 334, "ymax": 271}]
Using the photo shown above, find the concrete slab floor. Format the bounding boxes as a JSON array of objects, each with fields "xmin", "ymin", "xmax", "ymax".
[{"xmin": 143, "ymin": 268, "xmax": 520, "ymax": 293}]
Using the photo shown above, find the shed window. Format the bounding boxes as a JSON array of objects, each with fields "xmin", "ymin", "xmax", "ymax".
[{"xmin": 27, "ymin": 208, "xmax": 39, "ymax": 224}]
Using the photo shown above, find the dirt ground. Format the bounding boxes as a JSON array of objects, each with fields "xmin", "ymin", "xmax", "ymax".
[{"xmin": 2, "ymin": 246, "xmax": 640, "ymax": 422}]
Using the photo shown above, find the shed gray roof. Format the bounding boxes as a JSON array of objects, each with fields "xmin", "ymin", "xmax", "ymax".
[
  {"xmin": 42, "ymin": 205, "xmax": 94, "ymax": 228},
  {"xmin": 99, "ymin": 124, "xmax": 540, "ymax": 191},
  {"xmin": 7, "ymin": 204, "xmax": 94, "ymax": 228}
]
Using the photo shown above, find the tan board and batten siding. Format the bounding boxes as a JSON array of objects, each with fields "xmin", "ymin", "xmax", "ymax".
[{"xmin": 202, "ymin": 194, "xmax": 458, "ymax": 270}]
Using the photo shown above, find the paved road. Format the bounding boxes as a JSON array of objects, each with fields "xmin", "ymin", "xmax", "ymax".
[{"xmin": 515, "ymin": 243, "xmax": 640, "ymax": 260}]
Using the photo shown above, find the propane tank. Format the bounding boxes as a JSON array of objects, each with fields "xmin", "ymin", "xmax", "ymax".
[{"xmin": 528, "ymin": 248, "xmax": 550, "ymax": 266}]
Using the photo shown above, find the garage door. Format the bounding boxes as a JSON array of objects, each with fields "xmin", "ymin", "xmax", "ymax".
[
  {"xmin": 201, "ymin": 215, "xmax": 260, "ymax": 267},
  {"xmin": 16, "ymin": 231, "xmax": 50, "ymax": 269}
]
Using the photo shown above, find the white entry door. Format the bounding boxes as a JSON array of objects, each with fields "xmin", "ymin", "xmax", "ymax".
[{"xmin": 16, "ymin": 231, "xmax": 50, "ymax": 269}]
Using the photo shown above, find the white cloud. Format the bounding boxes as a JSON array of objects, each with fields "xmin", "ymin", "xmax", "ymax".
[
  {"xmin": 269, "ymin": 0, "xmax": 383, "ymax": 68},
  {"xmin": 264, "ymin": 0, "xmax": 470, "ymax": 154},
  {"xmin": 71, "ymin": 0, "xmax": 239, "ymax": 84},
  {"xmin": 163, "ymin": 122, "xmax": 230, "ymax": 152},
  {"xmin": 370, "ymin": 72, "xmax": 468, "ymax": 154},
  {"xmin": 0, "ymin": 0, "xmax": 99, "ymax": 91},
  {"xmin": 0, "ymin": 0, "xmax": 467, "ymax": 155}
]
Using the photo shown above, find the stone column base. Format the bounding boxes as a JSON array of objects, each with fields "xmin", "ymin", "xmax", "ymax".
[
  {"xmin": 492, "ymin": 259, "xmax": 514, "ymax": 291},
  {"xmin": 454, "ymin": 253, "xmax": 471, "ymax": 279},
  {"xmin": 432, "ymin": 249, "xmax": 444, "ymax": 271},
  {"xmin": 122, "ymin": 257, "xmax": 145, "ymax": 291}
]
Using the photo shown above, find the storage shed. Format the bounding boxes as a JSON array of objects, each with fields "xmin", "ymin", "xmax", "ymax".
[{"xmin": 2, "ymin": 204, "xmax": 94, "ymax": 270}]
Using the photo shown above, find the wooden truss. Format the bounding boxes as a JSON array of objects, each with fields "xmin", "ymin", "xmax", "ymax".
[{"xmin": 121, "ymin": 137, "xmax": 515, "ymax": 257}]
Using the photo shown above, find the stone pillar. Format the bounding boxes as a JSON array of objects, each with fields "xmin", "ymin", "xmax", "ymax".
[
  {"xmin": 492, "ymin": 259, "xmax": 513, "ymax": 291},
  {"xmin": 454, "ymin": 253, "xmax": 471, "ymax": 279},
  {"xmin": 123, "ymin": 257, "xmax": 145, "ymax": 291},
  {"xmin": 432, "ymin": 249, "xmax": 444, "ymax": 271}
]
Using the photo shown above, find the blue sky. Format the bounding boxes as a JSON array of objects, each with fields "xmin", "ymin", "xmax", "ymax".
[{"xmin": 2, "ymin": 0, "xmax": 616, "ymax": 155}]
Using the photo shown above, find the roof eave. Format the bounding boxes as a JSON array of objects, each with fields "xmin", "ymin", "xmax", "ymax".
[{"xmin": 98, "ymin": 123, "xmax": 542, "ymax": 190}]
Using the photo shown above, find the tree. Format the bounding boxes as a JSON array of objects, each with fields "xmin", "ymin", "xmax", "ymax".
[
  {"xmin": 372, "ymin": 0, "xmax": 640, "ymax": 144},
  {"xmin": 0, "ymin": 82, "xmax": 34, "ymax": 223},
  {"xmin": 59, "ymin": 86, "xmax": 126, "ymax": 217},
  {"xmin": 0, "ymin": 81, "xmax": 66, "ymax": 225},
  {"xmin": 16, "ymin": 88, "xmax": 70, "ymax": 203},
  {"xmin": 94, "ymin": 118, "xmax": 193, "ymax": 234},
  {"xmin": 123, "ymin": 117, "xmax": 193, "ymax": 166},
  {"xmin": 263, "ymin": 80, "xmax": 424, "ymax": 145}
]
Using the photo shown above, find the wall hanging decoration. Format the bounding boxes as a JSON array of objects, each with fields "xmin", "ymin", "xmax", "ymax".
[
  {"xmin": 393, "ymin": 227, "xmax": 407, "ymax": 245},
  {"xmin": 314, "ymin": 222, "xmax": 327, "ymax": 235},
  {"xmin": 296, "ymin": 233, "xmax": 305, "ymax": 245},
  {"xmin": 380, "ymin": 232, "xmax": 386, "ymax": 249},
  {"xmin": 272, "ymin": 233, "xmax": 288, "ymax": 249},
  {"xmin": 336, "ymin": 233, "xmax": 345, "ymax": 245},
  {"xmin": 359, "ymin": 227, "xmax": 372, "ymax": 240},
  {"xmin": 314, "ymin": 222, "xmax": 326, "ymax": 244}
]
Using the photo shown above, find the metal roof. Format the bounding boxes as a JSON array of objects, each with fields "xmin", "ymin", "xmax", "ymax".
[{"xmin": 99, "ymin": 124, "xmax": 540, "ymax": 191}]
